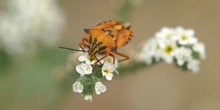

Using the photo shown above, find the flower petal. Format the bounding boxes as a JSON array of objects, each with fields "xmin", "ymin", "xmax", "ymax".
[{"xmin": 106, "ymin": 73, "xmax": 113, "ymax": 81}]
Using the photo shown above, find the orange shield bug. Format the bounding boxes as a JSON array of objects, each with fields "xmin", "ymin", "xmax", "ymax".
[{"xmin": 59, "ymin": 20, "xmax": 133, "ymax": 65}]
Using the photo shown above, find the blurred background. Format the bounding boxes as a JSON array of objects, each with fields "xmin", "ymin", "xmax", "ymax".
[{"xmin": 0, "ymin": 0, "xmax": 219, "ymax": 110}]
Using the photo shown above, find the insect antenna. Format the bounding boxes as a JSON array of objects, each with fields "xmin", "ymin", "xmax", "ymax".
[{"xmin": 58, "ymin": 46, "xmax": 88, "ymax": 52}]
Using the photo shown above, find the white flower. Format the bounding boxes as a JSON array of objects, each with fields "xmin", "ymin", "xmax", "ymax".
[
  {"xmin": 187, "ymin": 59, "xmax": 200, "ymax": 73},
  {"xmin": 104, "ymin": 56, "xmax": 118, "ymax": 68},
  {"xmin": 137, "ymin": 26, "xmax": 205, "ymax": 73},
  {"xmin": 0, "ymin": 0, "xmax": 65, "ymax": 55},
  {"xmin": 138, "ymin": 52, "xmax": 153, "ymax": 65},
  {"xmin": 0, "ymin": 17, "xmax": 29, "ymax": 54},
  {"xmin": 84, "ymin": 95, "xmax": 92, "ymax": 102},
  {"xmin": 102, "ymin": 62, "xmax": 116, "ymax": 81},
  {"xmin": 72, "ymin": 81, "xmax": 84, "ymax": 93},
  {"xmin": 137, "ymin": 38, "xmax": 161, "ymax": 65},
  {"xmin": 159, "ymin": 40, "xmax": 177, "ymax": 64},
  {"xmin": 147, "ymin": 38, "xmax": 161, "ymax": 61},
  {"xmin": 104, "ymin": 56, "xmax": 119, "ymax": 74},
  {"xmin": 95, "ymin": 81, "xmax": 107, "ymax": 95},
  {"xmin": 156, "ymin": 27, "xmax": 177, "ymax": 41},
  {"xmin": 78, "ymin": 52, "xmax": 97, "ymax": 65},
  {"xmin": 175, "ymin": 47, "xmax": 192, "ymax": 66},
  {"xmin": 193, "ymin": 42, "xmax": 206, "ymax": 59},
  {"xmin": 76, "ymin": 63, "xmax": 93, "ymax": 76},
  {"xmin": 175, "ymin": 27, "xmax": 197, "ymax": 45}
]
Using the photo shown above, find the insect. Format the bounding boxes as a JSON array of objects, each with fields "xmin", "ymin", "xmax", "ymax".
[{"xmin": 59, "ymin": 20, "xmax": 133, "ymax": 65}]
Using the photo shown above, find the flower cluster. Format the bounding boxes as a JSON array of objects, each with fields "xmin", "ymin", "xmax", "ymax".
[
  {"xmin": 0, "ymin": 0, "xmax": 64, "ymax": 54},
  {"xmin": 72, "ymin": 52, "xmax": 118, "ymax": 101},
  {"xmin": 138, "ymin": 27, "xmax": 206, "ymax": 73}
]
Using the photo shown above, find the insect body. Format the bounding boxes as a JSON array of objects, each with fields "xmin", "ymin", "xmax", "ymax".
[{"xmin": 60, "ymin": 20, "xmax": 133, "ymax": 65}]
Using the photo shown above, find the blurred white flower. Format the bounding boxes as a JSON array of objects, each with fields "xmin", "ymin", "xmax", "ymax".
[
  {"xmin": 138, "ymin": 26, "xmax": 205, "ymax": 72},
  {"xmin": 84, "ymin": 95, "xmax": 92, "ymax": 102},
  {"xmin": 193, "ymin": 42, "xmax": 206, "ymax": 59},
  {"xmin": 95, "ymin": 81, "xmax": 107, "ymax": 95},
  {"xmin": 159, "ymin": 40, "xmax": 177, "ymax": 64},
  {"xmin": 0, "ymin": 18, "xmax": 28, "ymax": 54},
  {"xmin": 76, "ymin": 63, "xmax": 93, "ymax": 76},
  {"xmin": 175, "ymin": 47, "xmax": 192, "ymax": 66},
  {"xmin": 175, "ymin": 27, "xmax": 197, "ymax": 45},
  {"xmin": 138, "ymin": 52, "xmax": 153, "ymax": 65},
  {"xmin": 102, "ymin": 62, "xmax": 116, "ymax": 81},
  {"xmin": 137, "ymin": 38, "xmax": 161, "ymax": 65},
  {"xmin": 72, "ymin": 81, "xmax": 84, "ymax": 93},
  {"xmin": 156, "ymin": 27, "xmax": 177, "ymax": 41},
  {"xmin": 147, "ymin": 38, "xmax": 161, "ymax": 59},
  {"xmin": 0, "ymin": 0, "xmax": 65, "ymax": 54},
  {"xmin": 187, "ymin": 59, "xmax": 200, "ymax": 73}
]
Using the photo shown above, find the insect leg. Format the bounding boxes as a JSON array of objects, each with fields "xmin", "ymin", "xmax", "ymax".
[
  {"xmin": 102, "ymin": 51, "xmax": 116, "ymax": 64},
  {"xmin": 94, "ymin": 55, "xmax": 103, "ymax": 65},
  {"xmin": 79, "ymin": 38, "xmax": 90, "ymax": 51},
  {"xmin": 109, "ymin": 53, "xmax": 116, "ymax": 64},
  {"xmin": 93, "ymin": 53, "xmax": 109, "ymax": 66},
  {"xmin": 79, "ymin": 43, "xmax": 87, "ymax": 51},
  {"xmin": 109, "ymin": 51, "xmax": 129, "ymax": 62}
]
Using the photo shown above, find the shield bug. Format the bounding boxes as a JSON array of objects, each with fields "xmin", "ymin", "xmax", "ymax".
[{"xmin": 59, "ymin": 20, "xmax": 133, "ymax": 65}]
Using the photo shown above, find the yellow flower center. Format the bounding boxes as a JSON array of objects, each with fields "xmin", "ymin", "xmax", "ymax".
[
  {"xmin": 89, "ymin": 56, "xmax": 96, "ymax": 61},
  {"xmin": 106, "ymin": 58, "xmax": 112, "ymax": 63},
  {"xmin": 164, "ymin": 44, "xmax": 173, "ymax": 54},
  {"xmin": 103, "ymin": 69, "xmax": 109, "ymax": 74},
  {"xmin": 181, "ymin": 35, "xmax": 188, "ymax": 41}
]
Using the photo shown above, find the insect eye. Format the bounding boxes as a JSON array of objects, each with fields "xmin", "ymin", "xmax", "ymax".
[{"xmin": 84, "ymin": 29, "xmax": 89, "ymax": 33}]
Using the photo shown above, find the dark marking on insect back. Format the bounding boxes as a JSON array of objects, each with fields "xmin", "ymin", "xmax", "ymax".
[
  {"xmin": 101, "ymin": 28, "xmax": 106, "ymax": 32},
  {"xmin": 123, "ymin": 35, "xmax": 132, "ymax": 46},
  {"xmin": 107, "ymin": 30, "xmax": 114, "ymax": 38}
]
